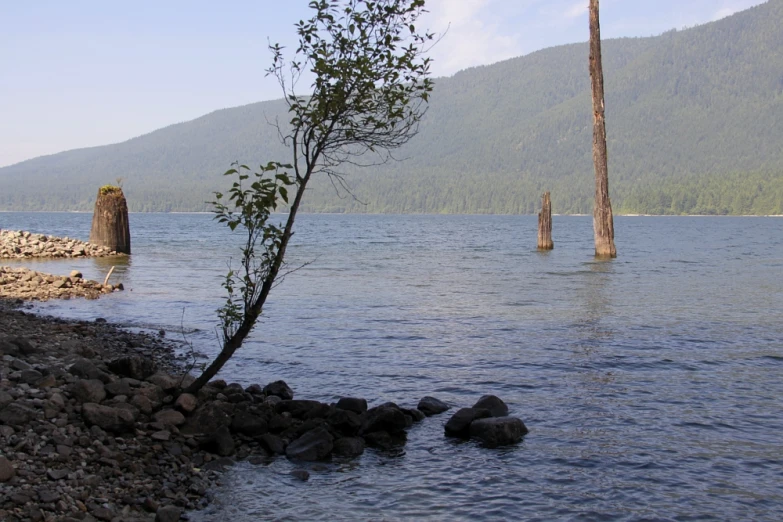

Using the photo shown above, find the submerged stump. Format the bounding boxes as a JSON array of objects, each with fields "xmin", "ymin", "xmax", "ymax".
[
  {"xmin": 90, "ymin": 186, "xmax": 131, "ymax": 254},
  {"xmin": 537, "ymin": 191, "xmax": 553, "ymax": 250}
]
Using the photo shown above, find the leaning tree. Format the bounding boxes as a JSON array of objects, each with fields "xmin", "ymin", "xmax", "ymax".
[{"xmin": 186, "ymin": 0, "xmax": 434, "ymax": 393}]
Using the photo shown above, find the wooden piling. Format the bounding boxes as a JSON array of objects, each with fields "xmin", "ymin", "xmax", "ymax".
[
  {"xmin": 537, "ymin": 191, "xmax": 554, "ymax": 250},
  {"xmin": 89, "ymin": 186, "xmax": 131, "ymax": 254}
]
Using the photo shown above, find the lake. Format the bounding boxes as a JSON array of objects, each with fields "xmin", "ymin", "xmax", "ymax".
[{"xmin": 1, "ymin": 212, "xmax": 782, "ymax": 520}]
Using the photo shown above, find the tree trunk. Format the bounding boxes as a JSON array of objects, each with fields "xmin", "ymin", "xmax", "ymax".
[
  {"xmin": 537, "ymin": 191, "xmax": 553, "ymax": 250},
  {"xmin": 89, "ymin": 187, "xmax": 131, "ymax": 254},
  {"xmin": 589, "ymin": 0, "xmax": 617, "ymax": 258}
]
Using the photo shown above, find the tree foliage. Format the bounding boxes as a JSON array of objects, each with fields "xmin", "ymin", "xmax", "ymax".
[{"xmin": 186, "ymin": 0, "xmax": 434, "ymax": 392}]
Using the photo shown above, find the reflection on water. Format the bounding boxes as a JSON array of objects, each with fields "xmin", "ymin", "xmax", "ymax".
[{"xmin": 1, "ymin": 212, "xmax": 782, "ymax": 521}]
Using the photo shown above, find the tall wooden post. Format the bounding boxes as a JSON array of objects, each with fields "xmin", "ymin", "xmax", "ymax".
[
  {"xmin": 589, "ymin": 0, "xmax": 616, "ymax": 258},
  {"xmin": 537, "ymin": 191, "xmax": 553, "ymax": 250},
  {"xmin": 90, "ymin": 186, "xmax": 131, "ymax": 254}
]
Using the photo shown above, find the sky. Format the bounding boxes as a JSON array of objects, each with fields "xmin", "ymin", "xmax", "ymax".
[{"xmin": 0, "ymin": 0, "xmax": 767, "ymax": 168}]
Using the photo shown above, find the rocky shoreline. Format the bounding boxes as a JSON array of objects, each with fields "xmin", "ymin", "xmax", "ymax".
[
  {"xmin": 1, "ymin": 230, "xmax": 120, "ymax": 260},
  {"xmin": 0, "ymin": 267, "xmax": 122, "ymax": 302}
]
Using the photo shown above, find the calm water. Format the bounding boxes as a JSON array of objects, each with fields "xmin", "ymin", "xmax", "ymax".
[{"xmin": 2, "ymin": 212, "xmax": 782, "ymax": 521}]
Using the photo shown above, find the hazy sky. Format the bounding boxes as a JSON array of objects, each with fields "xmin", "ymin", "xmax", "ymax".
[{"xmin": 0, "ymin": 0, "xmax": 766, "ymax": 167}]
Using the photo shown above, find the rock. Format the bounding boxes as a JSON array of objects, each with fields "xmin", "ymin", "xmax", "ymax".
[
  {"xmin": 203, "ymin": 426, "xmax": 235, "ymax": 457},
  {"xmin": 290, "ymin": 469, "xmax": 310, "ymax": 481},
  {"xmin": 181, "ymin": 401, "xmax": 234, "ymax": 435},
  {"xmin": 46, "ymin": 468, "xmax": 70, "ymax": 480},
  {"xmin": 231, "ymin": 410, "xmax": 268, "ymax": 436},
  {"xmin": 332, "ymin": 437, "xmax": 365, "ymax": 458},
  {"xmin": 0, "ymin": 390, "xmax": 13, "ymax": 409},
  {"xmin": 19, "ymin": 368, "xmax": 44, "ymax": 384},
  {"xmin": 174, "ymin": 392, "xmax": 198, "ymax": 413},
  {"xmin": 147, "ymin": 372, "xmax": 180, "ymax": 391},
  {"xmin": 130, "ymin": 394, "xmax": 154, "ymax": 414},
  {"xmin": 364, "ymin": 430, "xmax": 407, "ymax": 450},
  {"xmin": 69, "ymin": 270, "xmax": 83, "ymax": 279},
  {"xmin": 153, "ymin": 409, "xmax": 185, "ymax": 427},
  {"xmin": 68, "ymin": 358, "xmax": 110, "ymax": 382},
  {"xmin": 0, "ymin": 455, "xmax": 15, "ymax": 481},
  {"xmin": 106, "ymin": 355, "xmax": 157, "ymax": 381},
  {"xmin": 335, "ymin": 396, "xmax": 368, "ymax": 414},
  {"xmin": 258, "ymin": 433, "xmax": 286, "ymax": 455},
  {"xmin": 245, "ymin": 383, "xmax": 264, "ymax": 395},
  {"xmin": 417, "ymin": 396, "xmax": 450, "ymax": 416},
  {"xmin": 82, "ymin": 403, "xmax": 136, "ymax": 433},
  {"xmin": 360, "ymin": 403, "xmax": 408, "ymax": 435},
  {"xmin": 277, "ymin": 399, "xmax": 328, "ymax": 419},
  {"xmin": 104, "ymin": 379, "xmax": 133, "ymax": 396},
  {"xmin": 327, "ymin": 408, "xmax": 362, "ymax": 436},
  {"xmin": 151, "ymin": 430, "xmax": 171, "ymax": 441},
  {"xmin": 155, "ymin": 505, "xmax": 182, "ymax": 522},
  {"xmin": 444, "ymin": 407, "xmax": 492, "ymax": 438},
  {"xmin": 69, "ymin": 379, "xmax": 107, "ymax": 403},
  {"xmin": 472, "ymin": 395, "xmax": 509, "ymax": 417},
  {"xmin": 37, "ymin": 488, "xmax": 60, "ymax": 503},
  {"xmin": 264, "ymin": 380, "xmax": 294, "ymax": 400},
  {"xmin": 285, "ymin": 427, "xmax": 334, "ymax": 461},
  {"xmin": 92, "ymin": 506, "xmax": 114, "ymax": 521},
  {"xmin": 469, "ymin": 417, "xmax": 528, "ymax": 448},
  {"xmin": 403, "ymin": 407, "xmax": 426, "ymax": 422},
  {"xmin": 0, "ymin": 402, "xmax": 36, "ymax": 425}
]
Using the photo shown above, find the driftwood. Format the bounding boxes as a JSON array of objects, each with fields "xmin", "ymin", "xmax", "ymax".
[
  {"xmin": 89, "ymin": 187, "xmax": 131, "ymax": 254},
  {"xmin": 103, "ymin": 266, "xmax": 116, "ymax": 286},
  {"xmin": 589, "ymin": 0, "xmax": 617, "ymax": 258},
  {"xmin": 537, "ymin": 191, "xmax": 553, "ymax": 250}
]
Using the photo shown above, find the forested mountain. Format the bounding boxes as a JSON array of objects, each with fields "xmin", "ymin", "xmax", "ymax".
[{"xmin": 2, "ymin": 0, "xmax": 782, "ymax": 215}]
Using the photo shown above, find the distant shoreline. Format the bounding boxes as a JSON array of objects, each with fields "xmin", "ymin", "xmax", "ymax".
[{"xmin": 1, "ymin": 210, "xmax": 782, "ymax": 217}]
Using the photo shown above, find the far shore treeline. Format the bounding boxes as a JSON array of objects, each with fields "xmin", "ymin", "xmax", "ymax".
[{"xmin": 1, "ymin": 1, "xmax": 782, "ymax": 216}]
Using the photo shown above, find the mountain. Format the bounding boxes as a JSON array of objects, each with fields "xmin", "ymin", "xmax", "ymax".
[{"xmin": 2, "ymin": 0, "xmax": 782, "ymax": 215}]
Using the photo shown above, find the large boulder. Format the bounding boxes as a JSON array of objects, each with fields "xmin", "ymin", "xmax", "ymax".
[
  {"xmin": 0, "ymin": 455, "xmax": 15, "ymax": 482},
  {"xmin": 69, "ymin": 379, "xmax": 107, "ymax": 404},
  {"xmin": 364, "ymin": 430, "xmax": 407, "ymax": 450},
  {"xmin": 68, "ymin": 358, "xmax": 111, "ymax": 383},
  {"xmin": 335, "ymin": 397, "xmax": 368, "ymax": 415},
  {"xmin": 202, "ymin": 426, "xmax": 235, "ymax": 457},
  {"xmin": 82, "ymin": 403, "xmax": 136, "ymax": 433},
  {"xmin": 360, "ymin": 403, "xmax": 408, "ymax": 435},
  {"xmin": 107, "ymin": 356, "xmax": 157, "ymax": 380},
  {"xmin": 285, "ymin": 427, "xmax": 334, "ymax": 461},
  {"xmin": 0, "ymin": 402, "xmax": 36, "ymax": 425},
  {"xmin": 444, "ymin": 407, "xmax": 492, "ymax": 438},
  {"xmin": 264, "ymin": 380, "xmax": 294, "ymax": 400},
  {"xmin": 472, "ymin": 395, "xmax": 508, "ymax": 417},
  {"xmin": 327, "ymin": 408, "xmax": 362, "ymax": 436},
  {"xmin": 153, "ymin": 409, "xmax": 185, "ymax": 427},
  {"xmin": 417, "ymin": 396, "xmax": 450, "ymax": 416},
  {"xmin": 175, "ymin": 393, "xmax": 198, "ymax": 413},
  {"xmin": 469, "ymin": 417, "xmax": 528, "ymax": 448}
]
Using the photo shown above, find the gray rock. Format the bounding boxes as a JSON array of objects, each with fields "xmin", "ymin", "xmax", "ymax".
[
  {"xmin": 104, "ymin": 379, "xmax": 133, "ymax": 396},
  {"xmin": 174, "ymin": 392, "xmax": 198, "ymax": 413},
  {"xmin": 147, "ymin": 372, "xmax": 180, "ymax": 391},
  {"xmin": 363, "ymin": 430, "xmax": 407, "ymax": 450},
  {"xmin": 155, "ymin": 505, "xmax": 182, "ymax": 522},
  {"xmin": 444, "ymin": 407, "xmax": 492, "ymax": 438},
  {"xmin": 277, "ymin": 399, "xmax": 328, "ymax": 419},
  {"xmin": 285, "ymin": 427, "xmax": 334, "ymax": 461},
  {"xmin": 153, "ymin": 409, "xmax": 185, "ymax": 426},
  {"xmin": 335, "ymin": 396, "xmax": 368, "ymax": 414},
  {"xmin": 0, "ymin": 455, "xmax": 15, "ymax": 481},
  {"xmin": 37, "ymin": 488, "xmax": 60, "ymax": 503},
  {"xmin": 327, "ymin": 408, "xmax": 362, "ymax": 436},
  {"xmin": 0, "ymin": 390, "xmax": 13, "ymax": 409},
  {"xmin": 332, "ymin": 436, "xmax": 365, "ymax": 458},
  {"xmin": 290, "ymin": 469, "xmax": 310, "ymax": 481},
  {"xmin": 472, "ymin": 395, "xmax": 509, "ymax": 417},
  {"xmin": 19, "ymin": 369, "xmax": 43, "ymax": 384},
  {"xmin": 203, "ymin": 426, "xmax": 235, "ymax": 456},
  {"xmin": 0, "ymin": 402, "xmax": 36, "ymax": 425},
  {"xmin": 69, "ymin": 379, "xmax": 107, "ymax": 403},
  {"xmin": 46, "ymin": 468, "xmax": 70, "ymax": 480},
  {"xmin": 469, "ymin": 417, "xmax": 528, "ymax": 448},
  {"xmin": 68, "ymin": 358, "xmax": 110, "ymax": 382},
  {"xmin": 418, "ymin": 396, "xmax": 450, "ymax": 416},
  {"xmin": 82, "ymin": 403, "xmax": 136, "ymax": 433},
  {"xmin": 181, "ymin": 401, "xmax": 234, "ymax": 435},
  {"xmin": 360, "ymin": 403, "xmax": 408, "ymax": 435},
  {"xmin": 263, "ymin": 380, "xmax": 294, "ymax": 400}
]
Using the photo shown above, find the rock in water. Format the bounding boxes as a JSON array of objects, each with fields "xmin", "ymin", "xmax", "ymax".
[
  {"xmin": 472, "ymin": 395, "xmax": 509, "ymax": 417},
  {"xmin": 444, "ymin": 407, "xmax": 492, "ymax": 438},
  {"xmin": 469, "ymin": 417, "xmax": 528, "ymax": 448},
  {"xmin": 285, "ymin": 427, "xmax": 334, "ymax": 461},
  {"xmin": 417, "ymin": 396, "xmax": 450, "ymax": 416}
]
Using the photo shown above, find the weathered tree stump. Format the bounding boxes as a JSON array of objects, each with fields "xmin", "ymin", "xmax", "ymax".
[
  {"xmin": 537, "ymin": 191, "xmax": 553, "ymax": 250},
  {"xmin": 89, "ymin": 186, "xmax": 131, "ymax": 254},
  {"xmin": 589, "ymin": 0, "xmax": 617, "ymax": 258}
]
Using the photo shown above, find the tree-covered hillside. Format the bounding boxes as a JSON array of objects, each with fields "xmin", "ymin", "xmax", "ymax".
[{"xmin": 1, "ymin": 0, "xmax": 782, "ymax": 215}]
